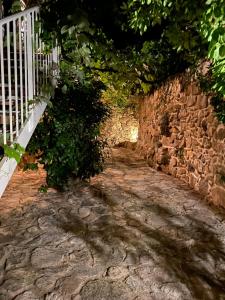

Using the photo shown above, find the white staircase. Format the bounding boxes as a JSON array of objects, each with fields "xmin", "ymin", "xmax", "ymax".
[{"xmin": 0, "ymin": 7, "xmax": 59, "ymax": 197}]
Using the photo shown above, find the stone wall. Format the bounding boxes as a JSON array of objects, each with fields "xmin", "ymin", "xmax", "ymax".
[
  {"xmin": 102, "ymin": 108, "xmax": 138, "ymax": 147},
  {"xmin": 137, "ymin": 73, "xmax": 225, "ymax": 208}
]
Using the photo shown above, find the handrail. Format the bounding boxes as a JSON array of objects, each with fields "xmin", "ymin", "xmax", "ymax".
[
  {"xmin": 0, "ymin": 6, "xmax": 39, "ymax": 25},
  {"xmin": 0, "ymin": 7, "xmax": 59, "ymax": 197},
  {"xmin": 0, "ymin": 6, "xmax": 59, "ymax": 145}
]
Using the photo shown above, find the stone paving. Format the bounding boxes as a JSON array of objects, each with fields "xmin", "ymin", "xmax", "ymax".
[{"xmin": 1, "ymin": 147, "xmax": 225, "ymax": 300}]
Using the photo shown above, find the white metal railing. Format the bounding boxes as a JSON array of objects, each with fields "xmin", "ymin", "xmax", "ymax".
[
  {"xmin": 0, "ymin": 7, "xmax": 59, "ymax": 197},
  {"xmin": 0, "ymin": 6, "xmax": 58, "ymax": 145}
]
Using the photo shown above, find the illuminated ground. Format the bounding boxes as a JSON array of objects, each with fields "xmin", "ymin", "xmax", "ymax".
[{"xmin": 0, "ymin": 148, "xmax": 225, "ymax": 299}]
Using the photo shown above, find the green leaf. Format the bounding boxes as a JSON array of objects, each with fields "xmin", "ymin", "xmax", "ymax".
[
  {"xmin": 62, "ymin": 85, "xmax": 68, "ymax": 94},
  {"xmin": 212, "ymin": 29, "xmax": 220, "ymax": 42},
  {"xmin": 3, "ymin": 143, "xmax": 25, "ymax": 163},
  {"xmin": 219, "ymin": 45, "xmax": 225, "ymax": 58},
  {"xmin": 61, "ymin": 26, "xmax": 69, "ymax": 35},
  {"xmin": 39, "ymin": 185, "xmax": 48, "ymax": 193},
  {"xmin": 214, "ymin": 7, "xmax": 221, "ymax": 18}
]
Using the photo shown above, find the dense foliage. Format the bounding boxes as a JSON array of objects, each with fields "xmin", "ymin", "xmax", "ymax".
[
  {"xmin": 26, "ymin": 0, "xmax": 225, "ymax": 188},
  {"xmin": 125, "ymin": 0, "xmax": 207, "ymax": 60},
  {"xmin": 4, "ymin": 0, "xmax": 225, "ymax": 102},
  {"xmin": 40, "ymin": 0, "xmax": 202, "ymax": 104},
  {"xmin": 28, "ymin": 77, "xmax": 109, "ymax": 190},
  {"xmin": 38, "ymin": 1, "xmax": 225, "ymax": 101},
  {"xmin": 126, "ymin": 0, "xmax": 225, "ymax": 108}
]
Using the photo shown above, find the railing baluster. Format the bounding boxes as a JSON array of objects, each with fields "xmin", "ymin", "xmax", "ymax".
[
  {"xmin": 45, "ymin": 53, "xmax": 48, "ymax": 85},
  {"xmin": 13, "ymin": 19, "xmax": 19, "ymax": 137},
  {"xmin": 0, "ymin": 6, "xmax": 59, "ymax": 147},
  {"xmin": 18, "ymin": 16, "xmax": 23, "ymax": 127},
  {"xmin": 0, "ymin": 23, "xmax": 6, "ymax": 144},
  {"xmin": 40, "ymin": 40, "xmax": 44, "ymax": 95},
  {"xmin": 35, "ymin": 11, "xmax": 39, "ymax": 96},
  {"xmin": 27, "ymin": 12, "xmax": 33, "ymax": 111},
  {"xmin": 7, "ymin": 22, "xmax": 13, "ymax": 143},
  {"xmin": 32, "ymin": 10, "xmax": 35, "ymax": 96},
  {"xmin": 37, "ymin": 16, "xmax": 40, "ymax": 96},
  {"xmin": 24, "ymin": 15, "xmax": 28, "ymax": 118}
]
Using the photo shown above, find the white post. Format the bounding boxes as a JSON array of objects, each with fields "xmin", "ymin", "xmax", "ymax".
[
  {"xmin": 26, "ymin": 12, "xmax": 33, "ymax": 110},
  {"xmin": 0, "ymin": 24, "xmax": 6, "ymax": 144},
  {"xmin": 52, "ymin": 47, "xmax": 58, "ymax": 64},
  {"xmin": 18, "ymin": 16, "xmax": 24, "ymax": 126},
  {"xmin": 13, "ymin": 19, "xmax": 19, "ymax": 137},
  {"xmin": 7, "ymin": 22, "xmax": 13, "ymax": 143}
]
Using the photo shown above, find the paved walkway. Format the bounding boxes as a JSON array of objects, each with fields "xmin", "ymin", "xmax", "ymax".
[{"xmin": 1, "ymin": 148, "xmax": 225, "ymax": 300}]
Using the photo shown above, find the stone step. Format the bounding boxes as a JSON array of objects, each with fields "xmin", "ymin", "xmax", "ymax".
[{"xmin": 0, "ymin": 114, "xmax": 16, "ymax": 124}]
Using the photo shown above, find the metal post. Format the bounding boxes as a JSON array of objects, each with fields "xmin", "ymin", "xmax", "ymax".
[{"xmin": 27, "ymin": 12, "xmax": 34, "ymax": 113}]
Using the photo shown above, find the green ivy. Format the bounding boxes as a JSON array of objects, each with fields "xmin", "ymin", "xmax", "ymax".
[{"xmin": 0, "ymin": 143, "xmax": 25, "ymax": 163}]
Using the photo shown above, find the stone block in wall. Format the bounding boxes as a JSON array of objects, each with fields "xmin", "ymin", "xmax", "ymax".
[
  {"xmin": 208, "ymin": 148, "xmax": 215, "ymax": 158},
  {"xmin": 186, "ymin": 137, "xmax": 192, "ymax": 148},
  {"xmin": 170, "ymin": 167, "xmax": 177, "ymax": 177},
  {"xmin": 196, "ymin": 95, "xmax": 208, "ymax": 109},
  {"xmin": 180, "ymin": 175, "xmax": 189, "ymax": 183},
  {"xmin": 187, "ymin": 96, "xmax": 197, "ymax": 107},
  {"xmin": 186, "ymin": 84, "xmax": 192, "ymax": 96},
  {"xmin": 211, "ymin": 186, "xmax": 225, "ymax": 208},
  {"xmin": 202, "ymin": 136, "xmax": 212, "ymax": 149},
  {"xmin": 191, "ymin": 83, "xmax": 200, "ymax": 95},
  {"xmin": 208, "ymin": 126, "xmax": 216, "ymax": 138},
  {"xmin": 169, "ymin": 157, "xmax": 177, "ymax": 168},
  {"xmin": 177, "ymin": 168, "xmax": 187, "ymax": 176},
  {"xmin": 214, "ymin": 164, "xmax": 225, "ymax": 184},
  {"xmin": 198, "ymin": 179, "xmax": 209, "ymax": 195},
  {"xmin": 207, "ymin": 113, "xmax": 216, "ymax": 124},
  {"xmin": 171, "ymin": 126, "xmax": 179, "ymax": 134},
  {"xmin": 203, "ymin": 164, "xmax": 210, "ymax": 175},
  {"xmin": 197, "ymin": 160, "xmax": 204, "ymax": 174},
  {"xmin": 178, "ymin": 136, "xmax": 186, "ymax": 148},
  {"xmin": 187, "ymin": 163, "xmax": 195, "ymax": 173},
  {"xmin": 201, "ymin": 119, "xmax": 207, "ymax": 132},
  {"xmin": 179, "ymin": 110, "xmax": 188, "ymax": 119},
  {"xmin": 185, "ymin": 149, "xmax": 194, "ymax": 159},
  {"xmin": 161, "ymin": 136, "xmax": 171, "ymax": 146},
  {"xmin": 212, "ymin": 140, "xmax": 224, "ymax": 152},
  {"xmin": 192, "ymin": 138, "xmax": 200, "ymax": 147},
  {"xmin": 214, "ymin": 125, "xmax": 225, "ymax": 141},
  {"xmin": 189, "ymin": 173, "xmax": 199, "ymax": 189}
]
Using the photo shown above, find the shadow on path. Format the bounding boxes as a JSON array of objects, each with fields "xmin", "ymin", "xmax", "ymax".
[{"xmin": 0, "ymin": 148, "xmax": 225, "ymax": 300}]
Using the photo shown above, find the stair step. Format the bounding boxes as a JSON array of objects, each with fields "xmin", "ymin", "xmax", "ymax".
[
  {"xmin": 0, "ymin": 85, "xmax": 22, "ymax": 88},
  {"xmin": 0, "ymin": 96, "xmax": 18, "ymax": 100},
  {"xmin": 0, "ymin": 115, "xmax": 16, "ymax": 124},
  {"xmin": 0, "ymin": 110, "xmax": 21, "ymax": 114},
  {"xmin": 0, "ymin": 102, "xmax": 16, "ymax": 108},
  {"xmin": 0, "ymin": 130, "xmax": 17, "ymax": 136}
]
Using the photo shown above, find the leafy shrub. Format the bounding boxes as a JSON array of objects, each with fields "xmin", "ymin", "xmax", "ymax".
[{"xmin": 27, "ymin": 79, "xmax": 109, "ymax": 190}]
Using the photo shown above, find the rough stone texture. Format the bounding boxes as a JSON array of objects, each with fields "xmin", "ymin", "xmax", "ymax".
[
  {"xmin": 137, "ymin": 74, "xmax": 225, "ymax": 208},
  {"xmin": 1, "ymin": 148, "xmax": 225, "ymax": 299},
  {"xmin": 101, "ymin": 108, "xmax": 138, "ymax": 147}
]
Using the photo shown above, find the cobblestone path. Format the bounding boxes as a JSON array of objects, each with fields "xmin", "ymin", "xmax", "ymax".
[{"xmin": 1, "ymin": 148, "xmax": 225, "ymax": 300}]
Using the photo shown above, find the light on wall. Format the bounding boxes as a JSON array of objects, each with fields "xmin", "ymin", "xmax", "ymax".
[{"xmin": 130, "ymin": 127, "xmax": 138, "ymax": 142}]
